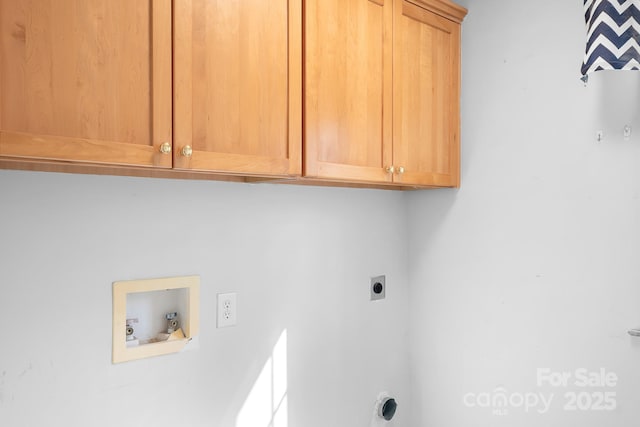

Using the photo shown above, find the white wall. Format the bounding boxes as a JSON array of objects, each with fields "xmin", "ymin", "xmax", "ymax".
[
  {"xmin": 0, "ymin": 170, "xmax": 410, "ymax": 427},
  {"xmin": 408, "ymin": 1, "xmax": 640, "ymax": 426}
]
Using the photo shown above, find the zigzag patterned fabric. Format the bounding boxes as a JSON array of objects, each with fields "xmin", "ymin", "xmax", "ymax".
[{"xmin": 581, "ymin": 0, "xmax": 640, "ymax": 79}]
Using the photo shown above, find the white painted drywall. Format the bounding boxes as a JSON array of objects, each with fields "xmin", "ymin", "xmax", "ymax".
[
  {"xmin": 0, "ymin": 170, "xmax": 410, "ymax": 427},
  {"xmin": 408, "ymin": 0, "xmax": 640, "ymax": 425}
]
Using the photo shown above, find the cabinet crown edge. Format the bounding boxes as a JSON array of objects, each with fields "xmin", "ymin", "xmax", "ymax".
[{"xmin": 406, "ymin": 0, "xmax": 468, "ymax": 23}]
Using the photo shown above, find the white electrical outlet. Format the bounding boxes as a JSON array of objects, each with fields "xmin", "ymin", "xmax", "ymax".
[{"xmin": 217, "ymin": 292, "xmax": 237, "ymax": 328}]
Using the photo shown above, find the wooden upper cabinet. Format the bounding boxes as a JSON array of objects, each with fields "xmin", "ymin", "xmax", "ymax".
[
  {"xmin": 0, "ymin": 0, "xmax": 172, "ymax": 168},
  {"xmin": 0, "ymin": 0, "xmax": 465, "ymax": 189},
  {"xmin": 173, "ymin": 0, "xmax": 301, "ymax": 177},
  {"xmin": 392, "ymin": 0, "xmax": 465, "ymax": 187},
  {"xmin": 305, "ymin": 0, "xmax": 465, "ymax": 187},
  {"xmin": 304, "ymin": 0, "xmax": 393, "ymax": 183}
]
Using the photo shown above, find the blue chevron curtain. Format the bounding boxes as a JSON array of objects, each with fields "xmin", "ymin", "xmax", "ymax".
[{"xmin": 581, "ymin": 0, "xmax": 640, "ymax": 82}]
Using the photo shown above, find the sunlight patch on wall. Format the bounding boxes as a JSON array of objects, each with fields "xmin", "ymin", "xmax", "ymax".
[{"xmin": 236, "ymin": 330, "xmax": 288, "ymax": 427}]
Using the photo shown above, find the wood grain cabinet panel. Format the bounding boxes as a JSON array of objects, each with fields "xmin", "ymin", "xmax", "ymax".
[
  {"xmin": 304, "ymin": 0, "xmax": 466, "ymax": 188},
  {"xmin": 0, "ymin": 0, "xmax": 300, "ymax": 178},
  {"xmin": 173, "ymin": 0, "xmax": 301, "ymax": 177},
  {"xmin": 304, "ymin": 0, "xmax": 393, "ymax": 183},
  {"xmin": 392, "ymin": 0, "xmax": 463, "ymax": 187},
  {"xmin": 0, "ymin": 0, "xmax": 172, "ymax": 168},
  {"xmin": 0, "ymin": 0, "xmax": 464, "ymax": 189}
]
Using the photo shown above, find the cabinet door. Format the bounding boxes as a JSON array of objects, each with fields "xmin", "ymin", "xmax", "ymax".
[
  {"xmin": 304, "ymin": 0, "xmax": 393, "ymax": 183},
  {"xmin": 0, "ymin": 0, "xmax": 172, "ymax": 168},
  {"xmin": 173, "ymin": 0, "xmax": 301, "ymax": 176},
  {"xmin": 393, "ymin": 0, "xmax": 462, "ymax": 187}
]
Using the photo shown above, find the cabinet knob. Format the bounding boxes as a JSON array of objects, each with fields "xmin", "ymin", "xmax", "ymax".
[
  {"xmin": 181, "ymin": 145, "xmax": 193, "ymax": 158},
  {"xmin": 397, "ymin": 166, "xmax": 405, "ymax": 175},
  {"xmin": 159, "ymin": 142, "xmax": 172, "ymax": 154},
  {"xmin": 385, "ymin": 166, "xmax": 395, "ymax": 174}
]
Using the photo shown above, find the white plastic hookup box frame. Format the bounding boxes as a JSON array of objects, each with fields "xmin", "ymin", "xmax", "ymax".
[{"xmin": 112, "ymin": 275, "xmax": 200, "ymax": 363}]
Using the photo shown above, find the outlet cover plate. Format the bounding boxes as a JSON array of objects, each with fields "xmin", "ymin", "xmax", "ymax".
[
  {"xmin": 217, "ymin": 292, "xmax": 237, "ymax": 328},
  {"xmin": 370, "ymin": 275, "xmax": 386, "ymax": 301}
]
